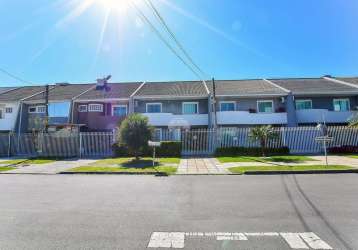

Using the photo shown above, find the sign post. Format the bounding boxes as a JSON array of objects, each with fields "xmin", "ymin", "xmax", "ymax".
[
  {"xmin": 315, "ymin": 136, "xmax": 333, "ymax": 167},
  {"xmin": 148, "ymin": 141, "xmax": 161, "ymax": 167}
]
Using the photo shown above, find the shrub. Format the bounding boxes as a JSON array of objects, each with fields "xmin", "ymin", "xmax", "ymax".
[
  {"xmin": 117, "ymin": 114, "xmax": 153, "ymax": 159},
  {"xmin": 156, "ymin": 141, "xmax": 181, "ymax": 157},
  {"xmin": 112, "ymin": 141, "xmax": 181, "ymax": 157},
  {"xmin": 328, "ymin": 145, "xmax": 358, "ymax": 154},
  {"xmin": 215, "ymin": 146, "xmax": 290, "ymax": 157}
]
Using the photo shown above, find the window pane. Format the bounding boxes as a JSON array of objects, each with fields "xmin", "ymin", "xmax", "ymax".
[
  {"xmin": 334, "ymin": 100, "xmax": 349, "ymax": 111},
  {"xmin": 183, "ymin": 103, "xmax": 198, "ymax": 114},
  {"xmin": 147, "ymin": 104, "xmax": 161, "ymax": 113},
  {"xmin": 0, "ymin": 109, "xmax": 3, "ymax": 119},
  {"xmin": 49, "ymin": 102, "xmax": 70, "ymax": 117},
  {"xmin": 295, "ymin": 100, "xmax": 312, "ymax": 110},
  {"xmin": 113, "ymin": 106, "xmax": 127, "ymax": 117},
  {"xmin": 220, "ymin": 102, "xmax": 235, "ymax": 111},
  {"xmin": 258, "ymin": 101, "xmax": 273, "ymax": 113}
]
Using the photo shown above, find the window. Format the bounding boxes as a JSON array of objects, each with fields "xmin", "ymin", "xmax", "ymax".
[
  {"xmin": 146, "ymin": 103, "xmax": 162, "ymax": 113},
  {"xmin": 37, "ymin": 106, "xmax": 46, "ymax": 113},
  {"xmin": 257, "ymin": 100, "xmax": 273, "ymax": 113},
  {"xmin": 153, "ymin": 128, "xmax": 162, "ymax": 141},
  {"xmin": 182, "ymin": 102, "xmax": 199, "ymax": 114},
  {"xmin": 78, "ymin": 105, "xmax": 87, "ymax": 112},
  {"xmin": 5, "ymin": 107, "xmax": 12, "ymax": 113},
  {"xmin": 295, "ymin": 100, "xmax": 312, "ymax": 110},
  {"xmin": 220, "ymin": 101, "xmax": 235, "ymax": 111},
  {"xmin": 88, "ymin": 104, "xmax": 103, "ymax": 112},
  {"xmin": 48, "ymin": 102, "xmax": 70, "ymax": 117},
  {"xmin": 112, "ymin": 105, "xmax": 127, "ymax": 117},
  {"xmin": 0, "ymin": 109, "xmax": 3, "ymax": 119},
  {"xmin": 333, "ymin": 99, "xmax": 350, "ymax": 111},
  {"xmin": 28, "ymin": 107, "xmax": 37, "ymax": 113}
]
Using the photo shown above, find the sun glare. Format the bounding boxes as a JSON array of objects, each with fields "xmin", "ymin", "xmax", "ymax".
[{"xmin": 94, "ymin": 0, "xmax": 131, "ymax": 12}]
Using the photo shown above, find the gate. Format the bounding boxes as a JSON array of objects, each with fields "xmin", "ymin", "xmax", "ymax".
[{"xmin": 181, "ymin": 129, "xmax": 216, "ymax": 156}]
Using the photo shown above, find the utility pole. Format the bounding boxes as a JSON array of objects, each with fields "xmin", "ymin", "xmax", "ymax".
[
  {"xmin": 212, "ymin": 78, "xmax": 217, "ymax": 129},
  {"xmin": 44, "ymin": 84, "xmax": 49, "ymax": 132}
]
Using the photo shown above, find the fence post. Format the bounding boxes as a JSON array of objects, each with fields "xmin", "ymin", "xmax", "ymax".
[
  {"xmin": 7, "ymin": 132, "xmax": 11, "ymax": 157},
  {"xmin": 79, "ymin": 133, "xmax": 82, "ymax": 158}
]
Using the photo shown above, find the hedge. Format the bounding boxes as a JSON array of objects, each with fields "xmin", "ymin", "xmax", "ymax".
[
  {"xmin": 215, "ymin": 146, "xmax": 290, "ymax": 156},
  {"xmin": 112, "ymin": 141, "xmax": 181, "ymax": 157},
  {"xmin": 328, "ymin": 145, "xmax": 358, "ymax": 154}
]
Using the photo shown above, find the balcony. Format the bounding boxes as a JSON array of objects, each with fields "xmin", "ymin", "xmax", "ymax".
[
  {"xmin": 143, "ymin": 113, "xmax": 208, "ymax": 127},
  {"xmin": 296, "ymin": 109, "xmax": 356, "ymax": 124},
  {"xmin": 217, "ymin": 111, "xmax": 287, "ymax": 125}
]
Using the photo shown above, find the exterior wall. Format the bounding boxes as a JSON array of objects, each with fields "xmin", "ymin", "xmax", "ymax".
[
  {"xmin": 73, "ymin": 101, "xmax": 129, "ymax": 131},
  {"xmin": 0, "ymin": 102, "xmax": 20, "ymax": 131},
  {"xmin": 135, "ymin": 99, "xmax": 208, "ymax": 114},
  {"xmin": 215, "ymin": 97, "xmax": 285, "ymax": 112}
]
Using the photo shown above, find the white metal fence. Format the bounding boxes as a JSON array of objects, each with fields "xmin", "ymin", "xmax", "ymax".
[{"xmin": 0, "ymin": 126, "xmax": 357, "ymax": 158}]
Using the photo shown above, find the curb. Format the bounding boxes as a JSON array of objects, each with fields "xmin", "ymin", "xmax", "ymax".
[
  {"xmin": 243, "ymin": 169, "xmax": 358, "ymax": 175},
  {"xmin": 59, "ymin": 171, "xmax": 169, "ymax": 176}
]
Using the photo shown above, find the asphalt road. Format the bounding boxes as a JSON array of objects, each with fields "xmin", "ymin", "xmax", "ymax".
[{"xmin": 0, "ymin": 174, "xmax": 357, "ymax": 250}]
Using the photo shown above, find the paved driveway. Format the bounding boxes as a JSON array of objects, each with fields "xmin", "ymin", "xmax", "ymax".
[{"xmin": 3, "ymin": 159, "xmax": 97, "ymax": 174}]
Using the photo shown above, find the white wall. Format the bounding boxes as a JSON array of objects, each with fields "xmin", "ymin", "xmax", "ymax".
[
  {"xmin": 143, "ymin": 113, "xmax": 208, "ymax": 126},
  {"xmin": 0, "ymin": 102, "xmax": 19, "ymax": 131},
  {"xmin": 217, "ymin": 111, "xmax": 287, "ymax": 125}
]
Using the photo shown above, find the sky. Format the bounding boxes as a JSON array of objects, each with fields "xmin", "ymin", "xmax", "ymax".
[{"xmin": 0, "ymin": 0, "xmax": 357, "ymax": 87}]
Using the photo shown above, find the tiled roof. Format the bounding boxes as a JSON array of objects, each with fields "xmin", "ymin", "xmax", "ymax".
[
  {"xmin": 25, "ymin": 84, "xmax": 94, "ymax": 102},
  {"xmin": 0, "ymin": 87, "xmax": 14, "ymax": 94},
  {"xmin": 206, "ymin": 79, "xmax": 287, "ymax": 96},
  {"xmin": 76, "ymin": 82, "xmax": 142, "ymax": 100},
  {"xmin": 335, "ymin": 77, "xmax": 358, "ymax": 86},
  {"xmin": 0, "ymin": 86, "xmax": 46, "ymax": 102},
  {"xmin": 134, "ymin": 81, "xmax": 208, "ymax": 97},
  {"xmin": 270, "ymin": 78, "xmax": 358, "ymax": 95}
]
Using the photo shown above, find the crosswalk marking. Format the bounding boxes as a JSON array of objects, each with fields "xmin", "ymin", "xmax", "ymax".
[
  {"xmin": 300, "ymin": 232, "xmax": 333, "ymax": 249},
  {"xmin": 147, "ymin": 231, "xmax": 332, "ymax": 249},
  {"xmin": 280, "ymin": 233, "xmax": 309, "ymax": 249}
]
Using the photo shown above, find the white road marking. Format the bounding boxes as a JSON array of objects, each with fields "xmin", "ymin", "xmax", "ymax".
[
  {"xmin": 147, "ymin": 232, "xmax": 185, "ymax": 249},
  {"xmin": 280, "ymin": 233, "xmax": 309, "ymax": 249},
  {"xmin": 300, "ymin": 232, "xmax": 333, "ymax": 249},
  {"xmin": 148, "ymin": 231, "xmax": 332, "ymax": 249},
  {"xmin": 245, "ymin": 232, "xmax": 279, "ymax": 236}
]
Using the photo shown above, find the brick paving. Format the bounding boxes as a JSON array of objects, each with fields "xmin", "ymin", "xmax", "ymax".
[{"xmin": 177, "ymin": 157, "xmax": 229, "ymax": 174}]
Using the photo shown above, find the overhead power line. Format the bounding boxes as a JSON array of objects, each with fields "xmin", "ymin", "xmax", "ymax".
[
  {"xmin": 130, "ymin": 1, "xmax": 205, "ymax": 81},
  {"xmin": 144, "ymin": 0, "xmax": 208, "ymax": 79},
  {"xmin": 0, "ymin": 67, "xmax": 34, "ymax": 85}
]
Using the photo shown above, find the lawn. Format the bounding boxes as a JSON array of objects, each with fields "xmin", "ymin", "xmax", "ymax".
[
  {"xmin": 347, "ymin": 155, "xmax": 358, "ymax": 159},
  {"xmin": 229, "ymin": 165, "xmax": 353, "ymax": 174},
  {"xmin": 217, "ymin": 155, "xmax": 316, "ymax": 163},
  {"xmin": 0, "ymin": 158, "xmax": 55, "ymax": 165},
  {"xmin": 0, "ymin": 166, "xmax": 15, "ymax": 172},
  {"xmin": 68, "ymin": 157, "xmax": 180, "ymax": 175}
]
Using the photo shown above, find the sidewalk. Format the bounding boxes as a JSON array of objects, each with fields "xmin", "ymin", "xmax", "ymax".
[
  {"xmin": 3, "ymin": 159, "xmax": 97, "ymax": 174},
  {"xmin": 177, "ymin": 157, "xmax": 229, "ymax": 175}
]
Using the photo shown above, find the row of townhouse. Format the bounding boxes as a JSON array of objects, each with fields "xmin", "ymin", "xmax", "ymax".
[{"xmin": 0, "ymin": 76, "xmax": 358, "ymax": 136}]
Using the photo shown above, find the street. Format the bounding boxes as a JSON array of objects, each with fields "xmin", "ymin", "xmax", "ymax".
[{"xmin": 0, "ymin": 174, "xmax": 357, "ymax": 250}]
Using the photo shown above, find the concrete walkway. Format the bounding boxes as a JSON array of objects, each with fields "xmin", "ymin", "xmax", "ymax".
[
  {"xmin": 3, "ymin": 159, "xmax": 97, "ymax": 174},
  {"xmin": 177, "ymin": 157, "xmax": 229, "ymax": 174}
]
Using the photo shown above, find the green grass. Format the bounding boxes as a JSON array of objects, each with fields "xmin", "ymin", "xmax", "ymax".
[
  {"xmin": 68, "ymin": 157, "xmax": 180, "ymax": 175},
  {"xmin": 217, "ymin": 155, "xmax": 316, "ymax": 163},
  {"xmin": 347, "ymin": 155, "xmax": 358, "ymax": 159},
  {"xmin": 0, "ymin": 158, "xmax": 55, "ymax": 165},
  {"xmin": 229, "ymin": 165, "xmax": 353, "ymax": 174},
  {"xmin": 0, "ymin": 166, "xmax": 15, "ymax": 172}
]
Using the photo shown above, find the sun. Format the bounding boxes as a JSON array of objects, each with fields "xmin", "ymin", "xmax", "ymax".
[{"xmin": 94, "ymin": 0, "xmax": 132, "ymax": 12}]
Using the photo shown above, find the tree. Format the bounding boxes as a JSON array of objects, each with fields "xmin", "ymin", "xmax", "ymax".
[
  {"xmin": 249, "ymin": 125, "xmax": 278, "ymax": 156},
  {"xmin": 118, "ymin": 113, "xmax": 153, "ymax": 159}
]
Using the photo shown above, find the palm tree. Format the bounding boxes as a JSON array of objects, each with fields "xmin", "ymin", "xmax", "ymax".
[{"xmin": 249, "ymin": 125, "xmax": 278, "ymax": 156}]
